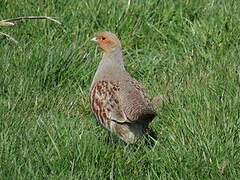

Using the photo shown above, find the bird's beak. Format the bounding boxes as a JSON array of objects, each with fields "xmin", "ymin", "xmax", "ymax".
[{"xmin": 91, "ymin": 37, "xmax": 97, "ymax": 42}]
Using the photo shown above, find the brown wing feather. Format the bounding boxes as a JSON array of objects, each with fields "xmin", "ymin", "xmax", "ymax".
[
  {"xmin": 118, "ymin": 78, "xmax": 157, "ymax": 123},
  {"xmin": 90, "ymin": 79, "xmax": 156, "ymax": 127},
  {"xmin": 90, "ymin": 80, "xmax": 128, "ymax": 129}
]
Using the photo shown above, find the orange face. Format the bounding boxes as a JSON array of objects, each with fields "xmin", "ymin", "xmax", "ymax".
[{"xmin": 91, "ymin": 32, "xmax": 121, "ymax": 53}]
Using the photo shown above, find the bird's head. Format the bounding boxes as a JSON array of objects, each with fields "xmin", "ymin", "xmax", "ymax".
[{"xmin": 91, "ymin": 32, "xmax": 121, "ymax": 53}]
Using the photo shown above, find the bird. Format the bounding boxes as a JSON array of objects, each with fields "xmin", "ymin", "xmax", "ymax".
[{"xmin": 90, "ymin": 32, "xmax": 157, "ymax": 143}]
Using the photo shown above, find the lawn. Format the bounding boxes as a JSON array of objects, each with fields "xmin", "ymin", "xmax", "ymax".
[{"xmin": 0, "ymin": 0, "xmax": 240, "ymax": 179}]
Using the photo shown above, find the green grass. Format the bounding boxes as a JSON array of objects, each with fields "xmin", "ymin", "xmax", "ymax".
[{"xmin": 1, "ymin": 0, "xmax": 240, "ymax": 179}]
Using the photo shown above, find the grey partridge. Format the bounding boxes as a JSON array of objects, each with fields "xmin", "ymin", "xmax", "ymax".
[{"xmin": 90, "ymin": 32, "xmax": 157, "ymax": 143}]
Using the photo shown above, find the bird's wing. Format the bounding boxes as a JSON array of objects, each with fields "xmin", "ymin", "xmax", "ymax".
[
  {"xmin": 90, "ymin": 80, "xmax": 129, "ymax": 128},
  {"xmin": 118, "ymin": 78, "xmax": 157, "ymax": 123}
]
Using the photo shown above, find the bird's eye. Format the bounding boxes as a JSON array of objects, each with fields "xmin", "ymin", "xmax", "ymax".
[{"xmin": 101, "ymin": 37, "xmax": 106, "ymax": 40}]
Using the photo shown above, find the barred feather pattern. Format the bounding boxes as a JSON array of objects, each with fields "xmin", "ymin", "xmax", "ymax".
[
  {"xmin": 127, "ymin": 79, "xmax": 154, "ymax": 110},
  {"xmin": 90, "ymin": 80, "xmax": 120, "ymax": 129},
  {"xmin": 90, "ymin": 79, "xmax": 156, "ymax": 131}
]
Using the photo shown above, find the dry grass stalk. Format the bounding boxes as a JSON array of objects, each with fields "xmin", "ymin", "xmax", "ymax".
[
  {"xmin": 0, "ymin": 21, "xmax": 14, "ymax": 26},
  {"xmin": 0, "ymin": 32, "xmax": 18, "ymax": 43},
  {"xmin": 0, "ymin": 16, "xmax": 61, "ymax": 43},
  {"xmin": 0, "ymin": 16, "xmax": 61, "ymax": 26}
]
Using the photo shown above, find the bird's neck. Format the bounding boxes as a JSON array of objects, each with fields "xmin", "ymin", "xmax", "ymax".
[
  {"xmin": 93, "ymin": 48, "xmax": 125, "ymax": 83},
  {"xmin": 100, "ymin": 48, "xmax": 125, "ymax": 72}
]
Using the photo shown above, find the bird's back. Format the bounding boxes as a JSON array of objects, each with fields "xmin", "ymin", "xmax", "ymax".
[{"xmin": 118, "ymin": 73, "xmax": 156, "ymax": 122}]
